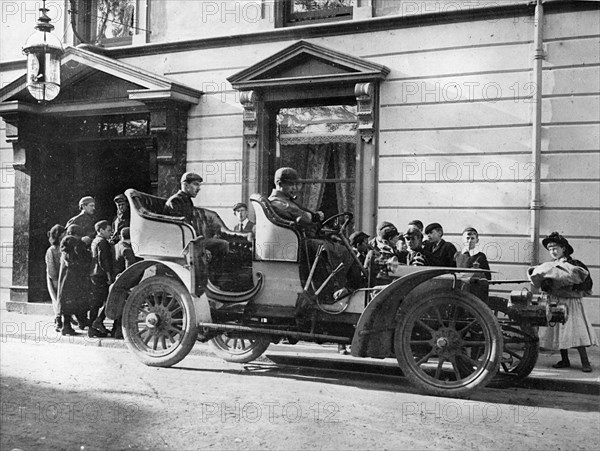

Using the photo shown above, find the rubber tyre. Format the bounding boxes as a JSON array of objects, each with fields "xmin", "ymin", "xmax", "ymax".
[
  {"xmin": 122, "ymin": 275, "xmax": 198, "ymax": 367},
  {"xmin": 488, "ymin": 297, "xmax": 539, "ymax": 388},
  {"xmin": 209, "ymin": 334, "xmax": 270, "ymax": 363},
  {"xmin": 394, "ymin": 289, "xmax": 503, "ymax": 398}
]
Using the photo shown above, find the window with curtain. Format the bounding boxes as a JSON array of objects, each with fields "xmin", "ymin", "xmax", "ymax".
[
  {"xmin": 276, "ymin": 105, "xmax": 357, "ymax": 221},
  {"xmin": 280, "ymin": 0, "xmax": 354, "ymax": 26},
  {"xmin": 77, "ymin": 0, "xmax": 139, "ymax": 46}
]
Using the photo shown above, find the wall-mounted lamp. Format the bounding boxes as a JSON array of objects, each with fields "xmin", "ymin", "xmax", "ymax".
[{"xmin": 22, "ymin": 1, "xmax": 64, "ymax": 102}]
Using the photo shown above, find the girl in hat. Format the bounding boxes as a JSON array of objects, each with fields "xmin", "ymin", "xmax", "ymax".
[{"xmin": 528, "ymin": 232, "xmax": 598, "ymax": 372}]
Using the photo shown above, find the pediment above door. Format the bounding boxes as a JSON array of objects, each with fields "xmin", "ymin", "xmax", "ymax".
[
  {"xmin": 0, "ymin": 45, "xmax": 201, "ymax": 115},
  {"xmin": 228, "ymin": 40, "xmax": 389, "ymax": 90}
]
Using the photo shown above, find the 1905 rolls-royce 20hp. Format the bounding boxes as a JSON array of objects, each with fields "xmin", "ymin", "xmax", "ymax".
[{"xmin": 106, "ymin": 189, "xmax": 566, "ymax": 398}]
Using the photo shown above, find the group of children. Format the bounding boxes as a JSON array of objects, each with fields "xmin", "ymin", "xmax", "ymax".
[
  {"xmin": 45, "ymin": 195, "xmax": 137, "ymax": 337},
  {"xmin": 348, "ymin": 219, "xmax": 490, "ymax": 286},
  {"xmin": 345, "ymin": 221, "xmax": 597, "ymax": 372}
]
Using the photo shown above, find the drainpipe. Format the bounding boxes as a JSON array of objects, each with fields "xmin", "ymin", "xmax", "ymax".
[{"xmin": 530, "ymin": 0, "xmax": 545, "ymax": 266}]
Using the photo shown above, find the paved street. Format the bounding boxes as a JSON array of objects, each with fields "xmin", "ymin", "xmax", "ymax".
[{"xmin": 1, "ymin": 336, "xmax": 599, "ymax": 450}]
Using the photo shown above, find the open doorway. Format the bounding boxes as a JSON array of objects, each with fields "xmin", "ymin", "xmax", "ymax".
[
  {"xmin": 29, "ymin": 136, "xmax": 153, "ymax": 302},
  {"xmin": 274, "ymin": 105, "xmax": 357, "ymax": 222}
]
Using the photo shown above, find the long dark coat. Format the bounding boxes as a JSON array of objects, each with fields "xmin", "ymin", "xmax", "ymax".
[{"xmin": 57, "ymin": 236, "xmax": 92, "ymax": 317}]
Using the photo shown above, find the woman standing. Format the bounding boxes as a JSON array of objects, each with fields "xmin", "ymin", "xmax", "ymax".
[
  {"xmin": 45, "ymin": 224, "xmax": 65, "ymax": 331},
  {"xmin": 528, "ymin": 232, "xmax": 598, "ymax": 372}
]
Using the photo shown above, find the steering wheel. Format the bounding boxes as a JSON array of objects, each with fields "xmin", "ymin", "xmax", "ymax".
[{"xmin": 320, "ymin": 212, "xmax": 354, "ymax": 234}]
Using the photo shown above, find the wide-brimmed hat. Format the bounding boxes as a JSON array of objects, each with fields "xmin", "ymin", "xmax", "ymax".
[{"xmin": 542, "ymin": 232, "xmax": 574, "ymax": 256}]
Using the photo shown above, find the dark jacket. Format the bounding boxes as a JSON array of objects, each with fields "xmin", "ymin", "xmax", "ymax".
[
  {"xmin": 66, "ymin": 212, "xmax": 95, "ymax": 241},
  {"xmin": 57, "ymin": 235, "xmax": 92, "ymax": 316},
  {"xmin": 454, "ymin": 251, "xmax": 491, "ymax": 280},
  {"xmin": 425, "ymin": 239, "xmax": 457, "ymax": 267},
  {"xmin": 234, "ymin": 220, "xmax": 255, "ymax": 233},
  {"xmin": 268, "ymin": 189, "xmax": 319, "ymax": 227},
  {"xmin": 91, "ymin": 236, "xmax": 113, "ymax": 284},
  {"xmin": 110, "ymin": 211, "xmax": 130, "ymax": 244},
  {"xmin": 114, "ymin": 241, "xmax": 138, "ymax": 276},
  {"xmin": 165, "ymin": 190, "xmax": 195, "ymax": 225},
  {"xmin": 165, "ymin": 190, "xmax": 248, "ymax": 243}
]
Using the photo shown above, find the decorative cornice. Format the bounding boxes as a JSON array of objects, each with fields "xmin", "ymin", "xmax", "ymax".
[
  {"xmin": 102, "ymin": 1, "xmax": 561, "ymax": 59},
  {"xmin": 0, "ymin": 1, "xmax": 595, "ymax": 67}
]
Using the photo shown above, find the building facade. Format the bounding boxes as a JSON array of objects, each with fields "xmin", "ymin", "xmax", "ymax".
[{"xmin": 0, "ymin": 0, "xmax": 598, "ymax": 326}]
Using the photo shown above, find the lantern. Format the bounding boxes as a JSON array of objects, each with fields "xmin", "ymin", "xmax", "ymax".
[{"xmin": 22, "ymin": 2, "xmax": 64, "ymax": 102}]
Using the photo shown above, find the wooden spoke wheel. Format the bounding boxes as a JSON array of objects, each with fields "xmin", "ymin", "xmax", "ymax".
[
  {"xmin": 488, "ymin": 298, "xmax": 539, "ymax": 388},
  {"xmin": 122, "ymin": 276, "xmax": 198, "ymax": 367},
  {"xmin": 209, "ymin": 334, "xmax": 270, "ymax": 363},
  {"xmin": 394, "ymin": 289, "xmax": 503, "ymax": 398}
]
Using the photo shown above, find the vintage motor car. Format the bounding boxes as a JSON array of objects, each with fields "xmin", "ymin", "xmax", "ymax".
[{"xmin": 106, "ymin": 189, "xmax": 566, "ymax": 398}]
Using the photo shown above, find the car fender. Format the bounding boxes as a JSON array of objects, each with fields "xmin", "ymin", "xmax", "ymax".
[
  {"xmin": 351, "ymin": 268, "xmax": 485, "ymax": 358},
  {"xmin": 105, "ymin": 259, "xmax": 211, "ymax": 323}
]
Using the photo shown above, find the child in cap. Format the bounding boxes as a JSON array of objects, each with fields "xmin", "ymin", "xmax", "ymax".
[
  {"xmin": 424, "ymin": 222, "xmax": 456, "ymax": 267},
  {"xmin": 528, "ymin": 232, "xmax": 597, "ymax": 372}
]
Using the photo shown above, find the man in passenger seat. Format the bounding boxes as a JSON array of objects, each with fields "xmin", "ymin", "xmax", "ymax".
[{"xmin": 165, "ymin": 172, "xmax": 251, "ymax": 291}]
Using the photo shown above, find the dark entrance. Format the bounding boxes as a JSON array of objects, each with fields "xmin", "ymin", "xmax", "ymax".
[{"xmin": 29, "ymin": 131, "xmax": 152, "ymax": 303}]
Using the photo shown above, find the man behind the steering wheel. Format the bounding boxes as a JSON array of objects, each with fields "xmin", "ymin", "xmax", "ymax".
[
  {"xmin": 268, "ymin": 167, "xmax": 364, "ymax": 304},
  {"xmin": 268, "ymin": 167, "xmax": 325, "ymax": 230}
]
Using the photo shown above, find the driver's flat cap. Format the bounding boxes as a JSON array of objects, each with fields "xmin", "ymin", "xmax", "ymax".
[
  {"xmin": 181, "ymin": 172, "xmax": 203, "ymax": 184},
  {"xmin": 274, "ymin": 167, "xmax": 299, "ymax": 184}
]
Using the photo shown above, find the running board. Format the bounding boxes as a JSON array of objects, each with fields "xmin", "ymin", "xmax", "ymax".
[{"xmin": 197, "ymin": 322, "xmax": 352, "ymax": 344}]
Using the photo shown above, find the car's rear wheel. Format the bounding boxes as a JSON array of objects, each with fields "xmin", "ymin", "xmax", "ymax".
[
  {"xmin": 488, "ymin": 297, "xmax": 539, "ymax": 388},
  {"xmin": 122, "ymin": 275, "xmax": 198, "ymax": 367},
  {"xmin": 394, "ymin": 289, "xmax": 503, "ymax": 398},
  {"xmin": 209, "ymin": 334, "xmax": 270, "ymax": 363}
]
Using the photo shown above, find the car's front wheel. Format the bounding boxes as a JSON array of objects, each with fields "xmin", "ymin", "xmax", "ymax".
[
  {"xmin": 122, "ymin": 275, "xmax": 198, "ymax": 367},
  {"xmin": 394, "ymin": 289, "xmax": 503, "ymax": 398}
]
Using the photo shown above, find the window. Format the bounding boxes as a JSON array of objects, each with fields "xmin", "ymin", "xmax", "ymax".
[
  {"xmin": 278, "ymin": 0, "xmax": 354, "ymax": 27},
  {"xmin": 76, "ymin": 0, "xmax": 142, "ymax": 47},
  {"xmin": 275, "ymin": 105, "xmax": 357, "ymax": 221},
  {"xmin": 64, "ymin": 114, "xmax": 150, "ymax": 141}
]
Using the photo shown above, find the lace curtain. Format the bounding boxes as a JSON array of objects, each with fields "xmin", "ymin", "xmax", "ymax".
[{"xmin": 280, "ymin": 142, "xmax": 356, "ymax": 214}]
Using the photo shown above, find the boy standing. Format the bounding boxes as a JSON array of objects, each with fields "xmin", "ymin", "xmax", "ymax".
[
  {"xmin": 454, "ymin": 227, "xmax": 491, "ymax": 280},
  {"xmin": 89, "ymin": 220, "xmax": 114, "ymax": 337},
  {"xmin": 424, "ymin": 222, "xmax": 456, "ymax": 267}
]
